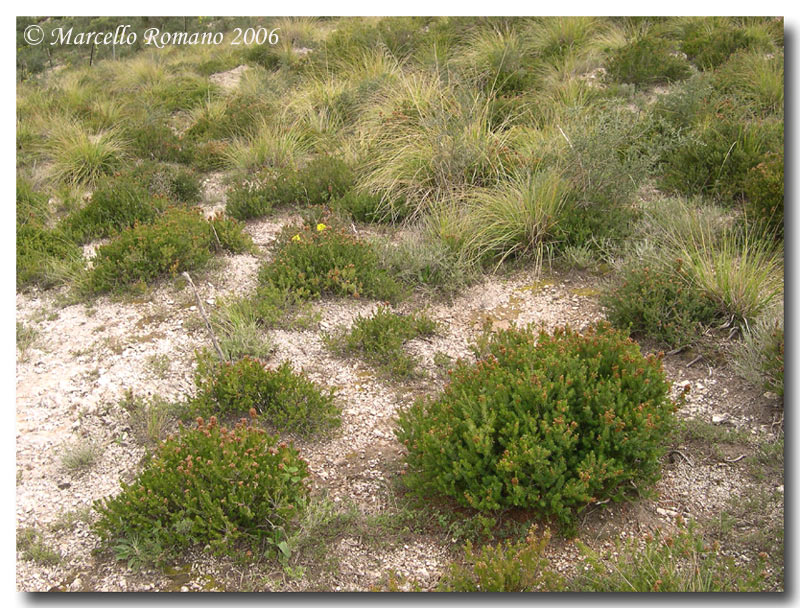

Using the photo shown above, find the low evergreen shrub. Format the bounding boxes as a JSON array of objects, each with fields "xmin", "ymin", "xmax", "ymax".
[
  {"xmin": 16, "ymin": 225, "xmax": 83, "ymax": 289},
  {"xmin": 743, "ymin": 152, "xmax": 783, "ymax": 237},
  {"xmin": 259, "ymin": 222, "xmax": 403, "ymax": 302},
  {"xmin": 437, "ymin": 526, "xmax": 564, "ymax": 592},
  {"xmin": 602, "ymin": 260, "xmax": 720, "ymax": 348},
  {"xmin": 192, "ymin": 355, "xmax": 341, "ymax": 436},
  {"xmin": 607, "ymin": 36, "xmax": 691, "ymax": 86},
  {"xmin": 93, "ymin": 416, "xmax": 309, "ymax": 563},
  {"xmin": 395, "ymin": 322, "xmax": 679, "ymax": 530},
  {"xmin": 62, "ymin": 174, "xmax": 168, "ymax": 242},
  {"xmin": 88, "ymin": 208, "xmax": 250, "ymax": 293}
]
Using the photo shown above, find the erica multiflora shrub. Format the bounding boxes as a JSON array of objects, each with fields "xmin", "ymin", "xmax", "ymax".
[
  {"xmin": 191, "ymin": 355, "xmax": 341, "ymax": 437},
  {"xmin": 258, "ymin": 222, "xmax": 403, "ymax": 302},
  {"xmin": 93, "ymin": 416, "xmax": 309, "ymax": 560},
  {"xmin": 395, "ymin": 322, "xmax": 679, "ymax": 530},
  {"xmin": 88, "ymin": 208, "xmax": 251, "ymax": 293}
]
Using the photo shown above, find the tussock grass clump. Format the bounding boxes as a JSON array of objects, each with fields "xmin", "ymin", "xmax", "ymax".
[
  {"xmin": 191, "ymin": 355, "xmax": 340, "ymax": 436},
  {"xmin": 396, "ymin": 322, "xmax": 678, "ymax": 531},
  {"xmin": 45, "ymin": 121, "xmax": 127, "ymax": 186},
  {"xmin": 732, "ymin": 305, "xmax": 784, "ymax": 399},
  {"xmin": 87, "ymin": 208, "xmax": 251, "ymax": 293},
  {"xmin": 377, "ymin": 226, "xmax": 476, "ymax": 294},
  {"xmin": 259, "ymin": 222, "xmax": 403, "ymax": 303},
  {"xmin": 713, "ymin": 49, "xmax": 784, "ymax": 117},
  {"xmin": 60, "ymin": 440, "xmax": 101, "ymax": 473},
  {"xmin": 93, "ymin": 417, "xmax": 310, "ymax": 565},
  {"xmin": 16, "ymin": 178, "xmax": 49, "ymax": 228},
  {"xmin": 666, "ymin": 226, "xmax": 783, "ymax": 328},
  {"xmin": 326, "ymin": 306, "xmax": 437, "ymax": 378},
  {"xmin": 211, "ymin": 297, "xmax": 275, "ymax": 361},
  {"xmin": 464, "ymin": 169, "xmax": 569, "ymax": 265},
  {"xmin": 224, "ymin": 120, "xmax": 311, "ymax": 172},
  {"xmin": 17, "ymin": 528, "xmax": 62, "ymax": 566},
  {"xmin": 680, "ymin": 19, "xmax": 774, "ymax": 70},
  {"xmin": 358, "ymin": 74, "xmax": 514, "ymax": 217}
]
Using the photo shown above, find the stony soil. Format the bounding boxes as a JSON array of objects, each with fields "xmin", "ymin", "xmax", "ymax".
[{"xmin": 16, "ymin": 179, "xmax": 784, "ymax": 593}]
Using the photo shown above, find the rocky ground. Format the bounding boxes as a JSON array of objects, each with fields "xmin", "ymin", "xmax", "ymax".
[{"xmin": 16, "ymin": 173, "xmax": 784, "ymax": 593}]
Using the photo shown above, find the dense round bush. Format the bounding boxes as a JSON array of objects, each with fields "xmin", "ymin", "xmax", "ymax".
[
  {"xmin": 88, "ymin": 208, "xmax": 250, "ymax": 293},
  {"xmin": 93, "ymin": 417, "xmax": 309, "ymax": 558},
  {"xmin": 395, "ymin": 323, "xmax": 679, "ymax": 529},
  {"xmin": 62, "ymin": 174, "xmax": 167, "ymax": 242},
  {"xmin": 607, "ymin": 36, "xmax": 691, "ymax": 86},
  {"xmin": 259, "ymin": 222, "xmax": 403, "ymax": 302},
  {"xmin": 743, "ymin": 152, "xmax": 783, "ymax": 237},
  {"xmin": 602, "ymin": 261, "xmax": 720, "ymax": 348},
  {"xmin": 192, "ymin": 355, "xmax": 341, "ymax": 437}
]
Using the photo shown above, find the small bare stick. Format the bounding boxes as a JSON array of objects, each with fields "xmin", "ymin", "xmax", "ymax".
[
  {"xmin": 667, "ymin": 449, "xmax": 694, "ymax": 467},
  {"xmin": 182, "ymin": 271, "xmax": 225, "ymax": 362},
  {"xmin": 687, "ymin": 354, "xmax": 703, "ymax": 368},
  {"xmin": 724, "ymin": 454, "xmax": 746, "ymax": 464}
]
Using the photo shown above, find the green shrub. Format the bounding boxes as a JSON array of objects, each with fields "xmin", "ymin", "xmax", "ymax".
[
  {"xmin": 554, "ymin": 201, "xmax": 638, "ymax": 254},
  {"xmin": 125, "ymin": 117, "xmax": 193, "ymax": 164},
  {"xmin": 259, "ymin": 223, "xmax": 403, "ymax": 302},
  {"xmin": 602, "ymin": 260, "xmax": 720, "ymax": 348},
  {"xmin": 437, "ymin": 526, "xmax": 564, "ymax": 592},
  {"xmin": 226, "ymin": 178, "xmax": 276, "ymax": 221},
  {"xmin": 658, "ymin": 116, "xmax": 783, "ymax": 201},
  {"xmin": 62, "ymin": 175, "xmax": 168, "ymax": 242},
  {"xmin": 607, "ymin": 36, "xmax": 691, "ymax": 86},
  {"xmin": 93, "ymin": 417, "xmax": 310, "ymax": 563},
  {"xmin": 326, "ymin": 306, "xmax": 436, "ymax": 378},
  {"xmin": 17, "ymin": 225, "xmax": 84, "ymax": 289},
  {"xmin": 185, "ymin": 94, "xmax": 269, "ymax": 141},
  {"xmin": 294, "ymin": 156, "xmax": 354, "ymax": 206},
  {"xmin": 395, "ymin": 322, "xmax": 678, "ymax": 530},
  {"xmin": 119, "ymin": 161, "xmax": 201, "ymax": 203},
  {"xmin": 227, "ymin": 157, "xmax": 355, "ymax": 221},
  {"xmin": 572, "ymin": 522, "xmax": 768, "ymax": 591},
  {"xmin": 169, "ymin": 168, "xmax": 203, "ymax": 203},
  {"xmin": 681, "ymin": 23, "xmax": 765, "ymax": 70},
  {"xmin": 191, "ymin": 355, "xmax": 340, "ymax": 437},
  {"xmin": 150, "ymin": 77, "xmax": 217, "ymax": 112},
  {"xmin": 743, "ymin": 152, "xmax": 783, "ymax": 237},
  {"xmin": 88, "ymin": 208, "xmax": 250, "ymax": 293}
]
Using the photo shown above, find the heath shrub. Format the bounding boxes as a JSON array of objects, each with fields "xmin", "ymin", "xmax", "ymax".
[
  {"xmin": 396, "ymin": 322, "xmax": 679, "ymax": 530},
  {"xmin": 93, "ymin": 416, "xmax": 309, "ymax": 560}
]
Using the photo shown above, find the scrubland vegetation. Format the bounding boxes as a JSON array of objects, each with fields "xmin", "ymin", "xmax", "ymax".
[{"xmin": 17, "ymin": 16, "xmax": 783, "ymax": 592}]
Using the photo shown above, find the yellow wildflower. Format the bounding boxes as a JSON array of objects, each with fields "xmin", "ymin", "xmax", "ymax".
[
  {"xmin": 291, "ymin": 234, "xmax": 301, "ymax": 242},
  {"xmin": 316, "ymin": 223, "xmax": 327, "ymax": 232}
]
